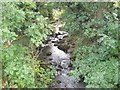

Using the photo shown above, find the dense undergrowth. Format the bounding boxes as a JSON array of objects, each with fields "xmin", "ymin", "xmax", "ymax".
[
  {"xmin": 1, "ymin": 2, "xmax": 120, "ymax": 88},
  {"xmin": 1, "ymin": 2, "xmax": 57, "ymax": 88},
  {"xmin": 61, "ymin": 2, "xmax": 119, "ymax": 88}
]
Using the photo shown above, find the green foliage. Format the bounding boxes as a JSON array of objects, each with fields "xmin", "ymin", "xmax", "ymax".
[
  {"xmin": 2, "ymin": 44, "xmax": 35, "ymax": 88},
  {"xmin": 71, "ymin": 45, "xmax": 118, "ymax": 88},
  {"xmin": 2, "ymin": 3, "xmax": 25, "ymax": 33},
  {"xmin": 2, "ymin": 28, "xmax": 18, "ymax": 44},
  {"xmin": 63, "ymin": 13, "xmax": 80, "ymax": 34},
  {"xmin": 2, "ymin": 2, "xmax": 119, "ymax": 88},
  {"xmin": 34, "ymin": 61, "xmax": 57, "ymax": 88},
  {"xmin": 62, "ymin": 2, "xmax": 119, "ymax": 88},
  {"xmin": 84, "ymin": 59, "xmax": 118, "ymax": 88},
  {"xmin": 28, "ymin": 15, "xmax": 52, "ymax": 46},
  {"xmin": 2, "ymin": 2, "xmax": 56, "ymax": 88},
  {"xmin": 2, "ymin": 2, "xmax": 52, "ymax": 47},
  {"xmin": 113, "ymin": 2, "xmax": 120, "ymax": 8}
]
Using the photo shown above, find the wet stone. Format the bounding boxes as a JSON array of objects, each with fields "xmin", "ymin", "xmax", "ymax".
[
  {"xmin": 56, "ymin": 67, "xmax": 62, "ymax": 72},
  {"xmin": 57, "ymin": 44, "xmax": 70, "ymax": 53},
  {"xmin": 39, "ymin": 28, "xmax": 85, "ymax": 88},
  {"xmin": 46, "ymin": 52, "xmax": 52, "ymax": 56},
  {"xmin": 56, "ymin": 80, "xmax": 61, "ymax": 84},
  {"xmin": 60, "ymin": 60, "xmax": 70, "ymax": 69},
  {"xmin": 51, "ymin": 38, "xmax": 59, "ymax": 43},
  {"xmin": 48, "ymin": 57, "xmax": 53, "ymax": 60},
  {"xmin": 57, "ymin": 35, "xmax": 64, "ymax": 40},
  {"xmin": 54, "ymin": 43, "xmax": 58, "ymax": 46}
]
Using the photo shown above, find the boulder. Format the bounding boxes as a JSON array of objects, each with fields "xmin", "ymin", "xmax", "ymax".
[
  {"xmin": 58, "ymin": 31, "xmax": 64, "ymax": 35},
  {"xmin": 54, "ymin": 43, "xmax": 58, "ymax": 46},
  {"xmin": 57, "ymin": 44, "xmax": 70, "ymax": 53},
  {"xmin": 57, "ymin": 35, "xmax": 64, "ymax": 40},
  {"xmin": 62, "ymin": 33, "xmax": 69, "ymax": 38},
  {"xmin": 57, "ymin": 31, "xmax": 68, "ymax": 35},
  {"xmin": 46, "ymin": 52, "xmax": 52, "ymax": 56},
  {"xmin": 58, "ymin": 39, "xmax": 65, "ymax": 44},
  {"xmin": 49, "ymin": 37, "xmax": 55, "ymax": 40},
  {"xmin": 60, "ymin": 60, "xmax": 70, "ymax": 69},
  {"xmin": 51, "ymin": 38, "xmax": 59, "ymax": 43},
  {"xmin": 48, "ymin": 57, "xmax": 53, "ymax": 60}
]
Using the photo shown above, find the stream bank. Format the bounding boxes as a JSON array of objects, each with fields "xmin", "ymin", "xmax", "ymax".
[{"xmin": 38, "ymin": 28, "xmax": 86, "ymax": 88}]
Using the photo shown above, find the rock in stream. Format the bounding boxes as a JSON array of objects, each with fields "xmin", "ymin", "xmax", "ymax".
[{"xmin": 39, "ymin": 23, "xmax": 85, "ymax": 88}]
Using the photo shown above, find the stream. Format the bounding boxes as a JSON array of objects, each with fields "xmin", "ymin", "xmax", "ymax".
[{"xmin": 39, "ymin": 22, "xmax": 85, "ymax": 88}]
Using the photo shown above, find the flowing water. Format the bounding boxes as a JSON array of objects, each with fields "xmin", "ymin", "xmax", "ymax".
[{"xmin": 39, "ymin": 22, "xmax": 85, "ymax": 88}]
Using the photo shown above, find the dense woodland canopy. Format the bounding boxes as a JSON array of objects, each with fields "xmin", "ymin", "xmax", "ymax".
[{"xmin": 1, "ymin": 2, "xmax": 120, "ymax": 88}]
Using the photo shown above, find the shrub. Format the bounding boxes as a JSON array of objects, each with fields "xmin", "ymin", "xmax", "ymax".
[{"xmin": 2, "ymin": 44, "xmax": 35, "ymax": 88}]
